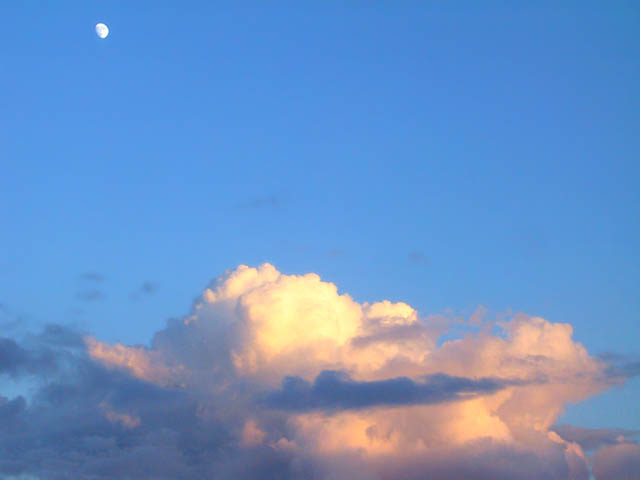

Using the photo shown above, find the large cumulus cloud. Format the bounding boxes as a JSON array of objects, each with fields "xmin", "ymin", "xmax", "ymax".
[{"xmin": 0, "ymin": 264, "xmax": 637, "ymax": 479}]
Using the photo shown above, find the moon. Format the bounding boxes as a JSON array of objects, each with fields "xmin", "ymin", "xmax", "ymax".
[{"xmin": 95, "ymin": 23, "xmax": 109, "ymax": 39}]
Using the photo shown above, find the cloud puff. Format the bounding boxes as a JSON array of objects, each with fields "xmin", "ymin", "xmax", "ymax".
[{"xmin": 0, "ymin": 264, "xmax": 634, "ymax": 479}]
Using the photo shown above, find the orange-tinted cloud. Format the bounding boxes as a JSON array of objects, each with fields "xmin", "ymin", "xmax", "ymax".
[
  {"xmin": 74, "ymin": 264, "xmax": 629, "ymax": 479},
  {"xmin": 85, "ymin": 337, "xmax": 182, "ymax": 386}
]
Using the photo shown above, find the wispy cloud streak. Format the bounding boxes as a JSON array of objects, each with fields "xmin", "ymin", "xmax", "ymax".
[{"xmin": 266, "ymin": 371, "xmax": 510, "ymax": 411}]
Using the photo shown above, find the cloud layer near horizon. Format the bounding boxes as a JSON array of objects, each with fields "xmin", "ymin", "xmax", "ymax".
[{"xmin": 1, "ymin": 264, "xmax": 638, "ymax": 479}]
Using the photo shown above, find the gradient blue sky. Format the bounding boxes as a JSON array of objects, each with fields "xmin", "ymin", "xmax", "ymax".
[{"xmin": 1, "ymin": 1, "xmax": 638, "ymax": 432}]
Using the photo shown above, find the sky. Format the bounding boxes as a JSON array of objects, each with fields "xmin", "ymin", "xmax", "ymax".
[{"xmin": 1, "ymin": 2, "xmax": 639, "ymax": 479}]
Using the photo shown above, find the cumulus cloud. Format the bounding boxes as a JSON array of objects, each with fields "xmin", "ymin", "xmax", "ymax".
[{"xmin": 0, "ymin": 263, "xmax": 635, "ymax": 479}]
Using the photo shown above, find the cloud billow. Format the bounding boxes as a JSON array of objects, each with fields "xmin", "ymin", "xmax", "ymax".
[{"xmin": 0, "ymin": 264, "xmax": 638, "ymax": 479}]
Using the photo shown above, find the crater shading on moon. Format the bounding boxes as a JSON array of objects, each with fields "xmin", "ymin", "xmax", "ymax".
[{"xmin": 95, "ymin": 23, "xmax": 109, "ymax": 39}]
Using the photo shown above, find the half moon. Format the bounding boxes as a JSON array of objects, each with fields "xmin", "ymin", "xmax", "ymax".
[{"xmin": 95, "ymin": 23, "xmax": 109, "ymax": 39}]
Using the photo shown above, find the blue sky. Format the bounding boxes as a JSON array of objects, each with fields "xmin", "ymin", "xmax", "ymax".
[{"xmin": 1, "ymin": 0, "xmax": 639, "ymax": 441}]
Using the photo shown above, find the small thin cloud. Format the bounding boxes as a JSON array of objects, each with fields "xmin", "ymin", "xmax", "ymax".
[
  {"xmin": 76, "ymin": 289, "xmax": 105, "ymax": 302},
  {"xmin": 36, "ymin": 323, "xmax": 86, "ymax": 348},
  {"xmin": 599, "ymin": 352, "xmax": 640, "ymax": 380},
  {"xmin": 495, "ymin": 308, "xmax": 513, "ymax": 322},
  {"xmin": 129, "ymin": 281, "xmax": 159, "ymax": 301},
  {"xmin": 69, "ymin": 307, "xmax": 86, "ymax": 316},
  {"xmin": 0, "ymin": 305, "xmax": 28, "ymax": 331},
  {"xmin": 551, "ymin": 424, "xmax": 640, "ymax": 452},
  {"xmin": 237, "ymin": 194, "xmax": 282, "ymax": 210},
  {"xmin": 80, "ymin": 272, "xmax": 104, "ymax": 282},
  {"xmin": 0, "ymin": 318, "xmax": 22, "ymax": 331},
  {"xmin": 0, "ymin": 304, "xmax": 22, "ymax": 331},
  {"xmin": 408, "ymin": 251, "xmax": 428, "ymax": 265},
  {"xmin": 469, "ymin": 305, "xmax": 489, "ymax": 326},
  {"xmin": 233, "ymin": 192, "xmax": 288, "ymax": 210}
]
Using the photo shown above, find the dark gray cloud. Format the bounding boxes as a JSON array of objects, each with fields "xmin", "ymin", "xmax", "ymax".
[
  {"xmin": 0, "ymin": 338, "xmax": 28, "ymax": 375},
  {"xmin": 551, "ymin": 424, "xmax": 639, "ymax": 452},
  {"xmin": 129, "ymin": 281, "xmax": 159, "ymax": 301},
  {"xmin": 0, "ymin": 337, "xmax": 58, "ymax": 378},
  {"xmin": 0, "ymin": 395, "xmax": 27, "ymax": 423},
  {"xmin": 35, "ymin": 324, "xmax": 87, "ymax": 348},
  {"xmin": 265, "ymin": 370, "xmax": 507, "ymax": 411}
]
